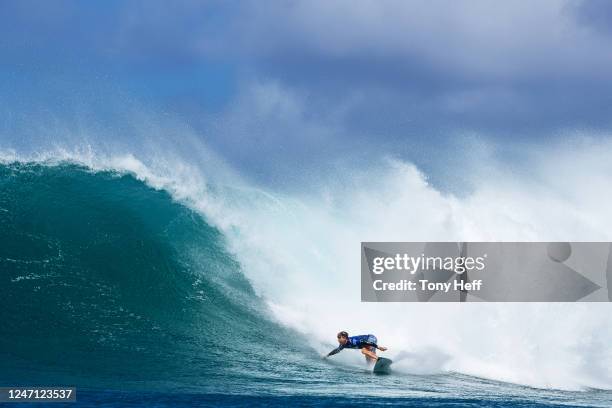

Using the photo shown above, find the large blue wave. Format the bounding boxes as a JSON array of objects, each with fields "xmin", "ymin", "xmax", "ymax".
[
  {"xmin": 4, "ymin": 160, "xmax": 612, "ymax": 406},
  {"xmin": 0, "ymin": 162, "xmax": 309, "ymax": 391}
]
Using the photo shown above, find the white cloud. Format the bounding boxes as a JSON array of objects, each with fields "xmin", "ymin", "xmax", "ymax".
[{"xmin": 236, "ymin": 0, "xmax": 612, "ymax": 79}]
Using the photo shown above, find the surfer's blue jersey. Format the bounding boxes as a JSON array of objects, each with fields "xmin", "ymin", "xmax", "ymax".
[{"xmin": 327, "ymin": 334, "xmax": 378, "ymax": 357}]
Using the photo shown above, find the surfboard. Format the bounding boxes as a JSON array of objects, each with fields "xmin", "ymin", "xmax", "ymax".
[{"xmin": 373, "ymin": 357, "xmax": 392, "ymax": 374}]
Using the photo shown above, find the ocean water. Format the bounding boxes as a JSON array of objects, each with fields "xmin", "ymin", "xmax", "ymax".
[{"xmin": 2, "ymin": 160, "xmax": 612, "ymax": 407}]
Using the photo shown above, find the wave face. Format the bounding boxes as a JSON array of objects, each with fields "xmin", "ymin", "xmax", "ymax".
[{"xmin": 0, "ymin": 162, "xmax": 309, "ymax": 391}]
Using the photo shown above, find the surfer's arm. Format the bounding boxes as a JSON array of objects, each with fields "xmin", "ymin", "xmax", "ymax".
[{"xmin": 326, "ymin": 346, "xmax": 343, "ymax": 357}]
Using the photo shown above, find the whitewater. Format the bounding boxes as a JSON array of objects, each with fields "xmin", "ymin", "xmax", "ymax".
[{"xmin": 2, "ymin": 137, "xmax": 612, "ymax": 406}]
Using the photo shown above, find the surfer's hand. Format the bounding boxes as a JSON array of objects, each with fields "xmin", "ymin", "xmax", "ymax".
[{"xmin": 378, "ymin": 346, "xmax": 387, "ymax": 351}]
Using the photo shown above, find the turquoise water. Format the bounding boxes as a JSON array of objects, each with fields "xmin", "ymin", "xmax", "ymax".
[{"xmin": 2, "ymin": 162, "xmax": 612, "ymax": 406}]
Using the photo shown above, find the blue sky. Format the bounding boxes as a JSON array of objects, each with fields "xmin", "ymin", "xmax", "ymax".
[{"xmin": 2, "ymin": 0, "xmax": 612, "ymax": 186}]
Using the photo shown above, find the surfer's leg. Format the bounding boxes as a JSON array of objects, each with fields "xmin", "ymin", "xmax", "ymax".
[{"xmin": 362, "ymin": 346, "xmax": 378, "ymax": 364}]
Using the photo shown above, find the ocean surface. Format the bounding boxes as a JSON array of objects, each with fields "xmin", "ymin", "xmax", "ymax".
[{"xmin": 2, "ymin": 161, "xmax": 612, "ymax": 407}]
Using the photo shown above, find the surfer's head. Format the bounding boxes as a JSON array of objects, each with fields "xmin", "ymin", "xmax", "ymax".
[{"xmin": 337, "ymin": 331, "xmax": 349, "ymax": 345}]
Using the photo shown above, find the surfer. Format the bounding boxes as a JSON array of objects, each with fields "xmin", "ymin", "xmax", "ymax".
[{"xmin": 325, "ymin": 331, "xmax": 387, "ymax": 363}]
